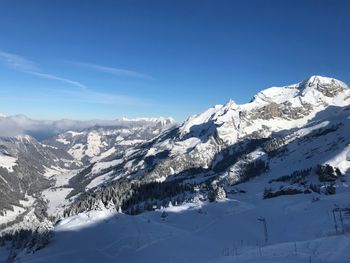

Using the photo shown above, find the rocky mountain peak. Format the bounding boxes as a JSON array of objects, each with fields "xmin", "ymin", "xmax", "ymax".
[
  {"xmin": 223, "ymin": 99, "xmax": 237, "ymax": 108},
  {"xmin": 299, "ymin": 75, "xmax": 348, "ymax": 98}
]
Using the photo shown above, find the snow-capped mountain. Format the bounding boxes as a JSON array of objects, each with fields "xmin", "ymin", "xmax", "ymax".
[
  {"xmin": 1, "ymin": 76, "xmax": 350, "ymax": 263},
  {"xmin": 68, "ymin": 76, "xmax": 349, "ymax": 192},
  {"xmin": 0, "ymin": 117, "xmax": 174, "ymax": 229},
  {"xmin": 43, "ymin": 117, "xmax": 175, "ymax": 164}
]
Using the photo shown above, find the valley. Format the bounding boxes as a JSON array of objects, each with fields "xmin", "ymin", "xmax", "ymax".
[{"xmin": 0, "ymin": 76, "xmax": 350, "ymax": 262}]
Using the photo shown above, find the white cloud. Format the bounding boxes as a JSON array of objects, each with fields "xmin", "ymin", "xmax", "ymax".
[
  {"xmin": 25, "ymin": 71, "xmax": 89, "ymax": 90},
  {"xmin": 72, "ymin": 62, "xmax": 153, "ymax": 80},
  {"xmin": 0, "ymin": 50, "xmax": 148, "ymax": 105},
  {"xmin": 52, "ymin": 88, "xmax": 147, "ymax": 106},
  {"xmin": 0, "ymin": 50, "xmax": 39, "ymax": 71},
  {"xmin": 0, "ymin": 50, "xmax": 88, "ymax": 90},
  {"xmin": 0, "ymin": 114, "xmax": 171, "ymax": 138}
]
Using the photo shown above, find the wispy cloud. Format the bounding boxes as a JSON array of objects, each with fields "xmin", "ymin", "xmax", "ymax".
[
  {"xmin": 0, "ymin": 50, "xmax": 147, "ymax": 106},
  {"xmin": 0, "ymin": 50, "xmax": 39, "ymax": 71},
  {"xmin": 0, "ymin": 50, "xmax": 87, "ymax": 89},
  {"xmin": 71, "ymin": 61, "xmax": 153, "ymax": 80},
  {"xmin": 0, "ymin": 89, "xmax": 147, "ymax": 106},
  {"xmin": 25, "ymin": 71, "xmax": 89, "ymax": 90},
  {"xmin": 59, "ymin": 89, "xmax": 146, "ymax": 105}
]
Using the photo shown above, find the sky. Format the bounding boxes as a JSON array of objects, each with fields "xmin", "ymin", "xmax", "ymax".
[{"xmin": 0, "ymin": 0, "xmax": 349, "ymax": 121}]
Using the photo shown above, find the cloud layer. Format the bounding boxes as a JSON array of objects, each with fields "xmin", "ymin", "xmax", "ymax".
[{"xmin": 0, "ymin": 114, "xmax": 174, "ymax": 139}]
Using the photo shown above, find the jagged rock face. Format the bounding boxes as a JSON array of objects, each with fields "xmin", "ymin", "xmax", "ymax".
[
  {"xmin": 250, "ymin": 101, "xmax": 314, "ymax": 120},
  {"xmin": 301, "ymin": 76, "xmax": 348, "ymax": 97},
  {"xmin": 175, "ymin": 76, "xmax": 349, "ymax": 146},
  {"xmin": 74, "ymin": 76, "xmax": 350, "ymax": 191}
]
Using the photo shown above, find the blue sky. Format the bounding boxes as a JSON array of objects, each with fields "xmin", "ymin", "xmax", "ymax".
[{"xmin": 0, "ymin": 0, "xmax": 349, "ymax": 121}]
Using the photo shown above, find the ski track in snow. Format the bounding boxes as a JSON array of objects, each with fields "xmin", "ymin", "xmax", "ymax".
[
  {"xmin": 3, "ymin": 76, "xmax": 350, "ymax": 262},
  {"xmin": 19, "ymin": 186, "xmax": 350, "ymax": 263}
]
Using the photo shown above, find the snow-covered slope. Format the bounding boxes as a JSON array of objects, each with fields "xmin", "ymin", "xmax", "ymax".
[
  {"xmin": 0, "ymin": 135, "xmax": 80, "ymax": 230},
  {"xmin": 17, "ymin": 187, "xmax": 350, "ymax": 263},
  {"xmin": 177, "ymin": 75, "xmax": 349, "ymax": 145},
  {"xmin": 1, "ymin": 76, "xmax": 350, "ymax": 262},
  {"xmin": 0, "ymin": 117, "xmax": 174, "ymax": 231},
  {"xmin": 43, "ymin": 118, "xmax": 175, "ymax": 164},
  {"xmin": 71, "ymin": 76, "xmax": 350, "ymax": 189}
]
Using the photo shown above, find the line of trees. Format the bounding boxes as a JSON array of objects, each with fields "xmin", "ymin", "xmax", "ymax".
[{"xmin": 63, "ymin": 179, "xmax": 195, "ymax": 218}]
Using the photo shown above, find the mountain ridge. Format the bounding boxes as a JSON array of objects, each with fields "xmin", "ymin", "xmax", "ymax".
[
  {"xmin": 57, "ymin": 75, "xmax": 350, "ymax": 205},
  {"xmin": 1, "ymin": 75, "xmax": 350, "ymax": 263}
]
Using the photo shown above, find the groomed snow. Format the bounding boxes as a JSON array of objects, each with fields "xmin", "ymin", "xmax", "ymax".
[
  {"xmin": 21, "ymin": 190, "xmax": 350, "ymax": 263},
  {"xmin": 4, "ymin": 75, "xmax": 350, "ymax": 263}
]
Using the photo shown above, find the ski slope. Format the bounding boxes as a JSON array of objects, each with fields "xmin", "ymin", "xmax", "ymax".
[{"xmin": 19, "ymin": 180, "xmax": 350, "ymax": 263}]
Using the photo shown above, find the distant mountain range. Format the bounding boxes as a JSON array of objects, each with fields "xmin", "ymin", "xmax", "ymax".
[
  {"xmin": 1, "ymin": 76, "xmax": 350, "ymax": 262},
  {"xmin": 64, "ymin": 75, "xmax": 350, "ymax": 191},
  {"xmin": 0, "ymin": 117, "xmax": 174, "ymax": 229},
  {"xmin": 0, "ymin": 115, "xmax": 175, "ymax": 140}
]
